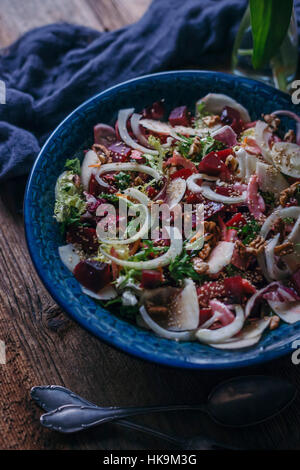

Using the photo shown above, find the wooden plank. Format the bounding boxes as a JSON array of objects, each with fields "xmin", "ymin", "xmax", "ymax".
[
  {"xmin": 86, "ymin": 0, "xmax": 150, "ymax": 31},
  {"xmin": 0, "ymin": 0, "xmax": 104, "ymax": 47}
]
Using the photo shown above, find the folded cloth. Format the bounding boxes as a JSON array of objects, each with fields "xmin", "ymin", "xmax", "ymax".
[{"xmin": 0, "ymin": 0, "xmax": 291, "ymax": 180}]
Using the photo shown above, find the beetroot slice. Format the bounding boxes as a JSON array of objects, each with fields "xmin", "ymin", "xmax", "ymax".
[
  {"xmin": 169, "ymin": 106, "xmax": 190, "ymax": 127},
  {"xmin": 141, "ymin": 270, "xmax": 164, "ymax": 289},
  {"xmin": 108, "ymin": 141, "xmax": 132, "ymax": 162},
  {"xmin": 66, "ymin": 226, "xmax": 99, "ymax": 254},
  {"xmin": 74, "ymin": 260, "xmax": 111, "ymax": 293},
  {"xmin": 142, "ymin": 100, "xmax": 165, "ymax": 120}
]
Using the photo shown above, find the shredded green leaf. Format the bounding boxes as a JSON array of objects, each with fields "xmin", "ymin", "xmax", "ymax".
[
  {"xmin": 114, "ymin": 171, "xmax": 131, "ymax": 190},
  {"xmin": 97, "ymin": 193, "xmax": 120, "ymax": 204},
  {"xmin": 129, "ymin": 240, "xmax": 167, "ymax": 262},
  {"xmin": 238, "ymin": 219, "xmax": 261, "ymax": 245},
  {"xmin": 168, "ymin": 250, "xmax": 208, "ymax": 283},
  {"xmin": 100, "ymin": 297, "xmax": 140, "ymax": 319},
  {"xmin": 176, "ymin": 134, "xmax": 224, "ymax": 162},
  {"xmin": 148, "ymin": 135, "xmax": 168, "ymax": 172},
  {"xmin": 196, "ymin": 101, "xmax": 210, "ymax": 118},
  {"xmin": 54, "ymin": 171, "xmax": 86, "ymax": 232},
  {"xmin": 225, "ymin": 264, "xmax": 243, "ymax": 277},
  {"xmin": 176, "ymin": 135, "xmax": 194, "ymax": 159},
  {"xmin": 64, "ymin": 157, "xmax": 81, "ymax": 175},
  {"xmin": 200, "ymin": 135, "xmax": 224, "ymax": 158}
]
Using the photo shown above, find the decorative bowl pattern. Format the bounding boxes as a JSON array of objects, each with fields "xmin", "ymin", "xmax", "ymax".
[{"xmin": 24, "ymin": 71, "xmax": 300, "ymax": 369}]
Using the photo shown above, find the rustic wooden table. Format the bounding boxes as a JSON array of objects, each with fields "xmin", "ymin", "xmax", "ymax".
[{"xmin": 0, "ymin": 0, "xmax": 300, "ymax": 451}]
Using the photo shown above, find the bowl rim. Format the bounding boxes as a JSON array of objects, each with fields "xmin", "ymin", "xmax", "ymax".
[{"xmin": 24, "ymin": 70, "xmax": 296, "ymax": 369}]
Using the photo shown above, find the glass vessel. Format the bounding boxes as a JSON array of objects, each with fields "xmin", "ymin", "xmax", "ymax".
[{"xmin": 232, "ymin": 5, "xmax": 298, "ymax": 92}]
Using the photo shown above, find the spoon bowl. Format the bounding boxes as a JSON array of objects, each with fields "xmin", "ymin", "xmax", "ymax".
[{"xmin": 207, "ymin": 375, "xmax": 297, "ymax": 426}]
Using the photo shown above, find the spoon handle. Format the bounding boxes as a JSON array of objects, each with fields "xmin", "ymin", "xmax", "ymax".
[
  {"xmin": 40, "ymin": 401, "xmax": 205, "ymax": 433},
  {"xmin": 32, "ymin": 386, "xmax": 183, "ymax": 445},
  {"xmin": 31, "ymin": 385, "xmax": 94, "ymax": 411},
  {"xmin": 32, "ymin": 386, "xmax": 233, "ymax": 449}
]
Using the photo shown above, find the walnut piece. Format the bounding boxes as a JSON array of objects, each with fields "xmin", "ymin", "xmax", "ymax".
[
  {"xmin": 134, "ymin": 176, "xmax": 143, "ymax": 186},
  {"xmin": 263, "ymin": 114, "xmax": 280, "ymax": 131},
  {"xmin": 272, "ymin": 218, "xmax": 285, "ymax": 243},
  {"xmin": 269, "ymin": 316, "xmax": 280, "ymax": 331},
  {"xmin": 279, "ymin": 181, "xmax": 300, "ymax": 207},
  {"xmin": 284, "ymin": 129, "xmax": 296, "ymax": 143},
  {"xmin": 188, "ymin": 136, "xmax": 202, "ymax": 159},
  {"xmin": 225, "ymin": 154, "xmax": 238, "ymax": 172},
  {"xmin": 192, "ymin": 258, "xmax": 209, "ymax": 274},
  {"xmin": 197, "ymin": 221, "xmax": 220, "ymax": 260},
  {"xmin": 202, "ymin": 115, "xmax": 220, "ymax": 127},
  {"xmin": 246, "ymin": 236, "xmax": 267, "ymax": 255},
  {"xmin": 92, "ymin": 143, "xmax": 111, "ymax": 163},
  {"xmin": 198, "ymin": 243, "xmax": 212, "ymax": 260},
  {"xmin": 274, "ymin": 241, "xmax": 294, "ymax": 256},
  {"xmin": 235, "ymin": 236, "xmax": 266, "ymax": 261},
  {"xmin": 204, "ymin": 221, "xmax": 220, "ymax": 245}
]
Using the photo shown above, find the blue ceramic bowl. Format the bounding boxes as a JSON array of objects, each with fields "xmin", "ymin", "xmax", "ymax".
[{"xmin": 24, "ymin": 71, "xmax": 300, "ymax": 369}]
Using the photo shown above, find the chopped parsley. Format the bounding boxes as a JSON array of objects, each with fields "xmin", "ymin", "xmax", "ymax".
[
  {"xmin": 196, "ymin": 101, "xmax": 209, "ymax": 119},
  {"xmin": 114, "ymin": 171, "xmax": 131, "ymax": 190},
  {"xmin": 283, "ymin": 217, "xmax": 294, "ymax": 224},
  {"xmin": 97, "ymin": 193, "xmax": 120, "ymax": 204},
  {"xmin": 100, "ymin": 297, "xmax": 139, "ymax": 319},
  {"xmin": 176, "ymin": 134, "xmax": 224, "ymax": 162},
  {"xmin": 238, "ymin": 219, "xmax": 261, "ymax": 245},
  {"xmin": 201, "ymin": 135, "xmax": 224, "ymax": 157},
  {"xmin": 225, "ymin": 263, "xmax": 243, "ymax": 277},
  {"xmin": 64, "ymin": 157, "xmax": 81, "ymax": 175},
  {"xmin": 177, "ymin": 135, "xmax": 194, "ymax": 159},
  {"xmin": 148, "ymin": 135, "xmax": 168, "ymax": 172},
  {"xmin": 115, "ymin": 268, "xmax": 141, "ymax": 289},
  {"xmin": 54, "ymin": 171, "xmax": 86, "ymax": 233},
  {"xmin": 130, "ymin": 240, "xmax": 168, "ymax": 261},
  {"xmin": 168, "ymin": 250, "xmax": 208, "ymax": 283}
]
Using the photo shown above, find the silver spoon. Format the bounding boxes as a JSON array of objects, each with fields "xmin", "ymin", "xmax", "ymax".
[
  {"xmin": 31, "ymin": 375, "xmax": 296, "ymax": 433},
  {"xmin": 30, "ymin": 384, "xmax": 237, "ymax": 450}
]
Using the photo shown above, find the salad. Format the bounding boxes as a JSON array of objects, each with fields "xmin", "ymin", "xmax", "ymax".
[{"xmin": 54, "ymin": 93, "xmax": 300, "ymax": 349}]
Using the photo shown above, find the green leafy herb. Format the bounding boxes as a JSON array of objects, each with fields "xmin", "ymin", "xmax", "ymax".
[
  {"xmin": 225, "ymin": 264, "xmax": 242, "ymax": 277},
  {"xmin": 176, "ymin": 134, "xmax": 224, "ymax": 162},
  {"xmin": 64, "ymin": 157, "xmax": 81, "ymax": 175},
  {"xmin": 177, "ymin": 135, "xmax": 194, "ymax": 159},
  {"xmin": 196, "ymin": 101, "xmax": 209, "ymax": 118},
  {"xmin": 168, "ymin": 250, "xmax": 208, "ymax": 283},
  {"xmin": 130, "ymin": 240, "xmax": 167, "ymax": 262},
  {"xmin": 148, "ymin": 135, "xmax": 168, "ymax": 172},
  {"xmin": 201, "ymin": 135, "xmax": 224, "ymax": 158},
  {"xmin": 119, "ymin": 304, "xmax": 140, "ymax": 318},
  {"xmin": 101, "ymin": 297, "xmax": 139, "ymax": 319},
  {"xmin": 283, "ymin": 217, "xmax": 294, "ymax": 225},
  {"xmin": 54, "ymin": 172, "xmax": 86, "ymax": 232},
  {"xmin": 114, "ymin": 171, "xmax": 131, "ymax": 190},
  {"xmin": 115, "ymin": 268, "xmax": 141, "ymax": 289},
  {"xmin": 102, "ymin": 297, "xmax": 122, "ymax": 308},
  {"xmin": 97, "ymin": 193, "xmax": 120, "ymax": 204},
  {"xmin": 250, "ymin": 0, "xmax": 293, "ymax": 69},
  {"xmin": 238, "ymin": 219, "xmax": 261, "ymax": 245}
]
